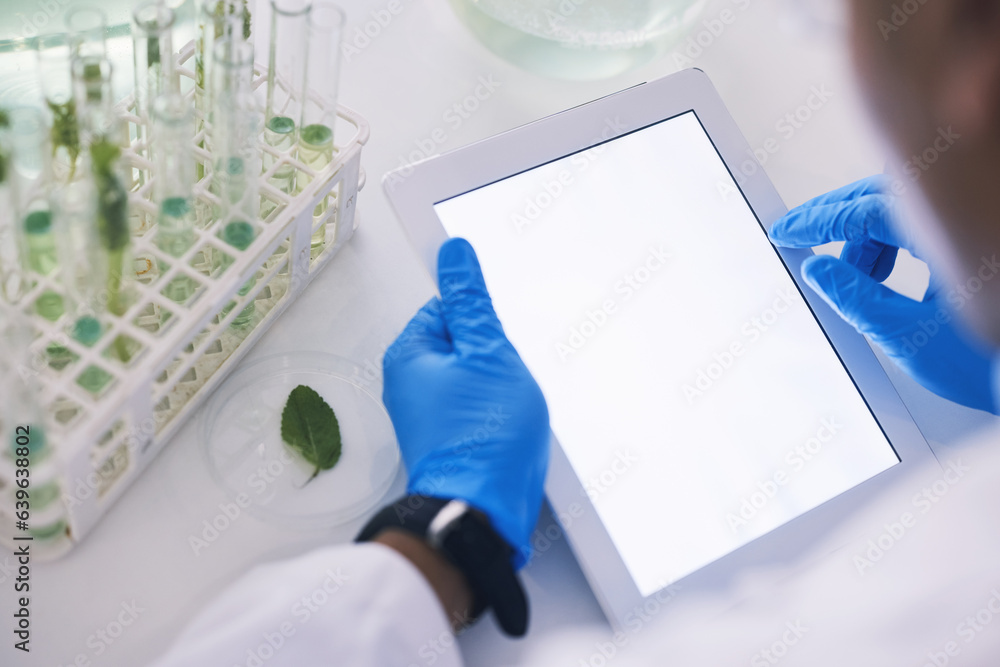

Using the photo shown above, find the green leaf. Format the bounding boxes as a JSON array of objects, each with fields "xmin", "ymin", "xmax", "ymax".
[
  {"xmin": 89, "ymin": 135, "xmax": 120, "ymax": 176},
  {"xmin": 281, "ymin": 384, "xmax": 342, "ymax": 485},
  {"xmin": 90, "ymin": 137, "xmax": 129, "ymax": 255},
  {"xmin": 46, "ymin": 98, "xmax": 80, "ymax": 178}
]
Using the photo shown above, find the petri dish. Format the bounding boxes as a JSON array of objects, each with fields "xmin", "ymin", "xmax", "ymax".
[{"xmin": 201, "ymin": 351, "xmax": 400, "ymax": 528}]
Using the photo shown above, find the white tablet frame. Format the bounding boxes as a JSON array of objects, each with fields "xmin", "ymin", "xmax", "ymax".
[{"xmin": 383, "ymin": 68, "xmax": 938, "ymax": 630}]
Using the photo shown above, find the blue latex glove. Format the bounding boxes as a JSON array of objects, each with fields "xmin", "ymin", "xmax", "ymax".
[
  {"xmin": 382, "ymin": 238, "xmax": 550, "ymax": 568},
  {"xmin": 769, "ymin": 175, "xmax": 996, "ymax": 413}
]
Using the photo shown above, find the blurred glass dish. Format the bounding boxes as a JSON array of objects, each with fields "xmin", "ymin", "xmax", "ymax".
[
  {"xmin": 448, "ymin": 0, "xmax": 709, "ymax": 80},
  {"xmin": 202, "ymin": 352, "xmax": 400, "ymax": 529}
]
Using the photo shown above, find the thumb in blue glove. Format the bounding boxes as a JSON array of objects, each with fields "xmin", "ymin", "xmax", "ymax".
[
  {"xmin": 801, "ymin": 255, "xmax": 995, "ymax": 412},
  {"xmin": 770, "ymin": 176, "xmax": 996, "ymax": 413},
  {"xmin": 382, "ymin": 238, "xmax": 551, "ymax": 568}
]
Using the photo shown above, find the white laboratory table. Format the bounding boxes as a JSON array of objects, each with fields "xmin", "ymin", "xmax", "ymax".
[{"xmin": 4, "ymin": 1, "xmax": 999, "ymax": 665}]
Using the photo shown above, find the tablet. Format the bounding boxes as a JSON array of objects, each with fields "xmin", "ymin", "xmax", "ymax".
[{"xmin": 383, "ymin": 69, "xmax": 937, "ymax": 629}]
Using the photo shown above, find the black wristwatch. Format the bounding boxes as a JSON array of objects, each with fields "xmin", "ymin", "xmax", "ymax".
[{"xmin": 356, "ymin": 495, "xmax": 528, "ymax": 637}]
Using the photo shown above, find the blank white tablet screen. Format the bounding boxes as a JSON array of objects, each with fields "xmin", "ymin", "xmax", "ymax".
[{"xmin": 432, "ymin": 111, "xmax": 899, "ymax": 596}]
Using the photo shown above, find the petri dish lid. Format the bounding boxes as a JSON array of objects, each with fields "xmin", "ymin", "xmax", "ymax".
[{"xmin": 201, "ymin": 352, "xmax": 400, "ymax": 528}]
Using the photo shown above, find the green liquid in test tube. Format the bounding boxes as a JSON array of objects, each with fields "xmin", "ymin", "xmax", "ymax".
[
  {"xmin": 9, "ymin": 423, "xmax": 47, "ymax": 460},
  {"xmin": 77, "ymin": 364, "xmax": 113, "ymax": 394},
  {"xmin": 35, "ymin": 290, "xmax": 64, "ymax": 321},
  {"xmin": 263, "ymin": 115, "xmax": 296, "ymax": 196},
  {"xmin": 152, "ymin": 95, "xmax": 197, "ymax": 258},
  {"xmin": 210, "ymin": 37, "xmax": 259, "ymax": 227},
  {"xmin": 24, "ymin": 210, "xmax": 58, "ymax": 275},
  {"xmin": 297, "ymin": 123, "xmax": 334, "ymax": 257},
  {"xmin": 299, "ymin": 4, "xmax": 345, "ymax": 260},
  {"xmin": 72, "ymin": 315, "xmax": 103, "ymax": 347},
  {"xmin": 157, "ymin": 196, "xmax": 196, "ymax": 257},
  {"xmin": 264, "ymin": 0, "xmax": 309, "ymax": 209},
  {"xmin": 220, "ymin": 220, "xmax": 256, "ymax": 329}
]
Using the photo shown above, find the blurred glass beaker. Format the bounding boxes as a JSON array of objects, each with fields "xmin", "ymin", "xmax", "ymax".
[{"xmin": 448, "ymin": 0, "xmax": 710, "ymax": 80}]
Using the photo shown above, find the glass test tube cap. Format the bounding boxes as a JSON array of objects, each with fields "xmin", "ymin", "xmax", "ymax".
[
  {"xmin": 266, "ymin": 0, "xmax": 312, "ymax": 133},
  {"xmin": 301, "ymin": 3, "xmax": 345, "ymax": 145},
  {"xmin": 65, "ymin": 6, "xmax": 107, "ymax": 61},
  {"xmin": 7, "ymin": 108, "xmax": 48, "ymax": 186},
  {"xmin": 132, "ymin": 1, "xmax": 177, "ymax": 118},
  {"xmin": 36, "ymin": 33, "xmax": 73, "ymax": 105}
]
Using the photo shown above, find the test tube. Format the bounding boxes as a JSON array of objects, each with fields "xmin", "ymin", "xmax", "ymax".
[
  {"xmin": 196, "ymin": 0, "xmax": 250, "ymax": 185},
  {"xmin": 196, "ymin": 1, "xmax": 251, "ymax": 106},
  {"xmin": 219, "ymin": 220, "xmax": 257, "ymax": 329},
  {"xmin": 8, "ymin": 109, "xmax": 57, "ymax": 286},
  {"xmin": 298, "ymin": 3, "xmax": 345, "ymax": 257},
  {"xmin": 71, "ymin": 56, "xmax": 119, "ymax": 145},
  {"xmin": 164, "ymin": 0, "xmax": 198, "ymax": 64},
  {"xmin": 71, "ymin": 56, "xmax": 141, "ymax": 240},
  {"xmin": 152, "ymin": 95, "xmax": 197, "ymax": 257},
  {"xmin": 65, "ymin": 6, "xmax": 107, "ymax": 62},
  {"xmin": 210, "ymin": 36, "xmax": 260, "ymax": 226},
  {"xmin": 51, "ymin": 177, "xmax": 105, "ymax": 346},
  {"xmin": 86, "ymin": 118, "xmax": 134, "ymax": 319},
  {"xmin": 132, "ymin": 1, "xmax": 177, "ymax": 164},
  {"xmin": 37, "ymin": 33, "xmax": 80, "ymax": 182},
  {"xmin": 0, "ymin": 303, "xmax": 50, "ymax": 464},
  {"xmin": 300, "ymin": 4, "xmax": 343, "ymax": 155},
  {"xmin": 0, "ymin": 112, "xmax": 26, "ymax": 304},
  {"xmin": 264, "ymin": 0, "xmax": 311, "ymax": 195}
]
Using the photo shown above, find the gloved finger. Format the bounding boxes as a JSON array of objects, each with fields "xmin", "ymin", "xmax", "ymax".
[
  {"xmin": 923, "ymin": 275, "xmax": 948, "ymax": 304},
  {"xmin": 801, "ymin": 254, "xmax": 919, "ymax": 345},
  {"xmin": 793, "ymin": 175, "xmax": 886, "ymax": 209},
  {"xmin": 769, "ymin": 194, "xmax": 908, "ymax": 251},
  {"xmin": 841, "ymin": 238, "xmax": 900, "ymax": 282},
  {"xmin": 384, "ymin": 298, "xmax": 452, "ymax": 366},
  {"xmin": 437, "ymin": 238, "xmax": 507, "ymax": 351}
]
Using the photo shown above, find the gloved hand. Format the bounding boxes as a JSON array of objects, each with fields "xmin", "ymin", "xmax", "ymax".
[
  {"xmin": 769, "ymin": 175, "xmax": 996, "ymax": 413},
  {"xmin": 382, "ymin": 238, "xmax": 550, "ymax": 568}
]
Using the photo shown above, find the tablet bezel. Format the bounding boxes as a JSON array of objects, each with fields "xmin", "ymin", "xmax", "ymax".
[{"xmin": 383, "ymin": 68, "xmax": 938, "ymax": 630}]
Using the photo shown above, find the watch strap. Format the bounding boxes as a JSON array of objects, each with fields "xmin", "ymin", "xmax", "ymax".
[{"xmin": 356, "ymin": 495, "xmax": 528, "ymax": 636}]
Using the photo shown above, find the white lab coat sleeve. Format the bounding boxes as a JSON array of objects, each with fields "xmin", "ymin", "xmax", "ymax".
[{"xmin": 151, "ymin": 542, "xmax": 464, "ymax": 667}]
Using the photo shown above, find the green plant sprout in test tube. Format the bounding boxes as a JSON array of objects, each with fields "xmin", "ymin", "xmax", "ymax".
[
  {"xmin": 152, "ymin": 94, "xmax": 197, "ymax": 257},
  {"xmin": 68, "ymin": 57, "xmax": 135, "ymax": 341},
  {"xmin": 67, "ymin": 55, "xmax": 136, "ymax": 358},
  {"xmin": 218, "ymin": 220, "xmax": 257, "ymax": 329},
  {"xmin": 24, "ymin": 210, "xmax": 58, "ymax": 276},
  {"xmin": 36, "ymin": 34, "xmax": 80, "ymax": 183},
  {"xmin": 299, "ymin": 3, "xmax": 345, "ymax": 259},
  {"xmin": 91, "ymin": 137, "xmax": 133, "ymax": 322},
  {"xmin": 264, "ymin": 0, "xmax": 310, "ymax": 198}
]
